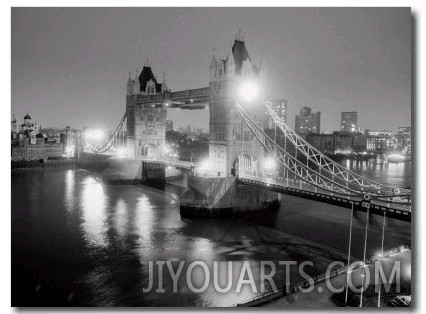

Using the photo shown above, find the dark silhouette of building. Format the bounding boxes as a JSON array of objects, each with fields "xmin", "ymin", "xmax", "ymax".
[
  {"xmin": 295, "ymin": 106, "xmax": 321, "ymax": 136},
  {"xmin": 341, "ymin": 112, "xmax": 358, "ymax": 132}
]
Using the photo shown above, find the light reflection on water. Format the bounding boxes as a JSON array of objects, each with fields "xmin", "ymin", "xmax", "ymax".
[
  {"xmin": 64, "ymin": 169, "xmax": 75, "ymax": 212},
  {"xmin": 11, "ymin": 163, "xmax": 411, "ymax": 307},
  {"xmin": 114, "ymin": 199, "xmax": 128, "ymax": 239},
  {"xmin": 81, "ymin": 177, "xmax": 109, "ymax": 248},
  {"xmin": 341, "ymin": 159, "xmax": 411, "ymax": 187},
  {"xmin": 134, "ymin": 194, "xmax": 156, "ymax": 257}
]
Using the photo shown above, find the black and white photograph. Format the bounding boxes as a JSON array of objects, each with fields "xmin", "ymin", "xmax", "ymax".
[{"xmin": 9, "ymin": 5, "xmax": 415, "ymax": 309}]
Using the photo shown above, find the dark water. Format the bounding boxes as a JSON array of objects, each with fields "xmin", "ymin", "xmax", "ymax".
[{"xmin": 11, "ymin": 161, "xmax": 411, "ymax": 307}]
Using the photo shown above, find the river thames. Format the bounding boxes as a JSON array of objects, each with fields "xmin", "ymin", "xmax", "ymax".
[{"xmin": 11, "ymin": 160, "xmax": 411, "ymax": 307}]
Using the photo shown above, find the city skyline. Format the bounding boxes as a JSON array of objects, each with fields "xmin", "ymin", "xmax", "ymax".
[{"xmin": 12, "ymin": 8, "xmax": 411, "ymax": 131}]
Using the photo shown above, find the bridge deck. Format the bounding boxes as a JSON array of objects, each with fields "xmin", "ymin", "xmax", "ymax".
[
  {"xmin": 141, "ymin": 157, "xmax": 195, "ymax": 171},
  {"xmin": 237, "ymin": 175, "xmax": 411, "ymax": 222}
]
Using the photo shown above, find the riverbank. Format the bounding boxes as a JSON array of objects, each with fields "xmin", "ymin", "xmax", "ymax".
[{"xmin": 11, "ymin": 158, "xmax": 76, "ymax": 170}]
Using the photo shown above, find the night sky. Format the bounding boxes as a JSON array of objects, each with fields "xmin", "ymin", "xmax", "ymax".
[{"xmin": 11, "ymin": 7, "xmax": 411, "ymax": 131}]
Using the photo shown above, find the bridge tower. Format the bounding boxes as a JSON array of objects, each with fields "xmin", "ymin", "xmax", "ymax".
[
  {"xmin": 125, "ymin": 61, "xmax": 168, "ymax": 159},
  {"xmin": 208, "ymin": 32, "xmax": 267, "ymax": 177}
]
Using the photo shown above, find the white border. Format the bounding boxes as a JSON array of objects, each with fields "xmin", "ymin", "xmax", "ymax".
[{"xmin": 3, "ymin": 1, "xmax": 423, "ymax": 314}]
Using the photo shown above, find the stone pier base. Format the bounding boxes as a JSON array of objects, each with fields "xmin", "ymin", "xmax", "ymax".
[
  {"xmin": 180, "ymin": 174, "xmax": 281, "ymax": 218},
  {"xmin": 78, "ymin": 153, "xmax": 178, "ymax": 187},
  {"xmin": 141, "ymin": 162, "xmax": 166, "ymax": 188},
  {"xmin": 102, "ymin": 158, "xmax": 143, "ymax": 184}
]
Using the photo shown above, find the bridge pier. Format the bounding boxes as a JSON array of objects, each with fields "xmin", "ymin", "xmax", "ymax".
[
  {"xmin": 78, "ymin": 152, "xmax": 111, "ymax": 173},
  {"xmin": 141, "ymin": 162, "xmax": 166, "ymax": 188},
  {"xmin": 180, "ymin": 174, "xmax": 280, "ymax": 218}
]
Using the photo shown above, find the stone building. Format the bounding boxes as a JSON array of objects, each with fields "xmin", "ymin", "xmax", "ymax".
[{"xmin": 11, "ymin": 113, "xmax": 68, "ymax": 161}]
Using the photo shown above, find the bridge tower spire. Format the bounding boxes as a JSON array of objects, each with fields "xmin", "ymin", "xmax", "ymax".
[
  {"xmin": 209, "ymin": 48, "xmax": 217, "ymax": 80},
  {"xmin": 236, "ymin": 28, "xmax": 244, "ymax": 42},
  {"xmin": 126, "ymin": 71, "xmax": 134, "ymax": 96}
]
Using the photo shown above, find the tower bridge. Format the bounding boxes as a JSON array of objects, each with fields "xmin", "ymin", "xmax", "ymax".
[{"xmin": 78, "ymin": 33, "xmax": 411, "ymax": 222}]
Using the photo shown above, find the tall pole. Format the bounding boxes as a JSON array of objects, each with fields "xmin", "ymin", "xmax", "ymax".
[
  {"xmin": 284, "ymin": 129, "xmax": 287, "ymax": 183},
  {"xmin": 377, "ymin": 212, "xmax": 386, "ymax": 307},
  {"xmin": 360, "ymin": 206, "xmax": 370, "ymax": 307},
  {"xmin": 274, "ymin": 117, "xmax": 277, "ymax": 142},
  {"xmin": 274, "ymin": 116, "xmax": 277, "ymax": 158},
  {"xmin": 345, "ymin": 201, "xmax": 354, "ymax": 304},
  {"xmin": 241, "ymin": 116, "xmax": 244, "ymax": 175}
]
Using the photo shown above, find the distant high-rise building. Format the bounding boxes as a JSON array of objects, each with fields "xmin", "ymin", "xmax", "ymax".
[
  {"xmin": 265, "ymin": 99, "xmax": 288, "ymax": 128},
  {"xmin": 166, "ymin": 120, "xmax": 174, "ymax": 132},
  {"xmin": 341, "ymin": 112, "xmax": 358, "ymax": 132},
  {"xmin": 295, "ymin": 106, "xmax": 321, "ymax": 135}
]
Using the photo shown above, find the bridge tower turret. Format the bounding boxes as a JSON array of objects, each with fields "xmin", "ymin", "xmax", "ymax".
[
  {"xmin": 126, "ymin": 71, "xmax": 134, "ymax": 96},
  {"xmin": 161, "ymin": 72, "xmax": 168, "ymax": 93},
  {"xmin": 132, "ymin": 68, "xmax": 140, "ymax": 94},
  {"xmin": 208, "ymin": 33, "xmax": 266, "ymax": 177}
]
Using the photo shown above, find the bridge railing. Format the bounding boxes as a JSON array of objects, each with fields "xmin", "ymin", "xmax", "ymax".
[
  {"xmin": 239, "ymin": 172, "xmax": 351, "ymax": 197},
  {"xmin": 238, "ymin": 173, "xmax": 411, "ymax": 211},
  {"xmin": 135, "ymin": 87, "xmax": 210, "ymax": 104},
  {"xmin": 140, "ymin": 156, "xmax": 195, "ymax": 170}
]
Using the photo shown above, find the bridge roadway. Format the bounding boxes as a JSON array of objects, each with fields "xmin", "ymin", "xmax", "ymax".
[
  {"xmin": 137, "ymin": 158, "xmax": 411, "ymax": 222},
  {"xmin": 237, "ymin": 174, "xmax": 411, "ymax": 222},
  {"xmin": 141, "ymin": 157, "xmax": 195, "ymax": 171}
]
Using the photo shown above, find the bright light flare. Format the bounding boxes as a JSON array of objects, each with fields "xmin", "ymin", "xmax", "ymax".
[
  {"xmin": 238, "ymin": 80, "xmax": 259, "ymax": 102},
  {"xmin": 85, "ymin": 129, "xmax": 105, "ymax": 141},
  {"xmin": 388, "ymin": 153, "xmax": 405, "ymax": 160},
  {"xmin": 64, "ymin": 145, "xmax": 75, "ymax": 157},
  {"xmin": 115, "ymin": 147, "xmax": 127, "ymax": 159},
  {"xmin": 264, "ymin": 157, "xmax": 277, "ymax": 171},
  {"xmin": 199, "ymin": 159, "xmax": 211, "ymax": 171}
]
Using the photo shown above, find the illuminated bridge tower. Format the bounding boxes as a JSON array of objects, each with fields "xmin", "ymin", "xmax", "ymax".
[
  {"xmin": 125, "ymin": 60, "xmax": 168, "ymax": 159},
  {"xmin": 208, "ymin": 33, "xmax": 267, "ymax": 177},
  {"xmin": 181, "ymin": 33, "xmax": 280, "ymax": 217}
]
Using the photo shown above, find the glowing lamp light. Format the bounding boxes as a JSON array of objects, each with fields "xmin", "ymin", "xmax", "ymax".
[
  {"xmin": 115, "ymin": 147, "xmax": 126, "ymax": 159},
  {"xmin": 264, "ymin": 157, "xmax": 276, "ymax": 171},
  {"xmin": 64, "ymin": 145, "xmax": 75, "ymax": 157},
  {"xmin": 197, "ymin": 159, "xmax": 211, "ymax": 174},
  {"xmin": 388, "ymin": 153, "xmax": 405, "ymax": 160},
  {"xmin": 85, "ymin": 129, "xmax": 104, "ymax": 141},
  {"xmin": 200, "ymin": 160, "xmax": 211, "ymax": 170},
  {"xmin": 238, "ymin": 80, "xmax": 259, "ymax": 102}
]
